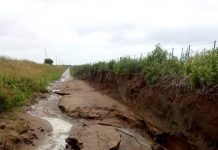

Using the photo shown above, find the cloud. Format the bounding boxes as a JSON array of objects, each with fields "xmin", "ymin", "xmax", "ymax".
[
  {"xmin": 146, "ymin": 26, "xmax": 218, "ymax": 46},
  {"xmin": 0, "ymin": 0, "xmax": 218, "ymax": 64}
]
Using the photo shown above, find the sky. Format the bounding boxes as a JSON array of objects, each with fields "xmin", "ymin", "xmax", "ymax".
[{"xmin": 0, "ymin": 0, "xmax": 218, "ymax": 65}]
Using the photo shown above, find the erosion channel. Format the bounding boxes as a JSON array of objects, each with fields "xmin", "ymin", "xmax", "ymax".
[{"xmin": 28, "ymin": 69, "xmax": 159, "ymax": 150}]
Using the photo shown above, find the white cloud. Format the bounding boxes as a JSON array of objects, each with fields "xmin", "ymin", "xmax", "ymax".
[{"xmin": 0, "ymin": 0, "xmax": 218, "ymax": 64}]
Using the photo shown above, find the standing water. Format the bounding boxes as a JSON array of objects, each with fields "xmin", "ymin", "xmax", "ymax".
[{"xmin": 28, "ymin": 68, "xmax": 73, "ymax": 150}]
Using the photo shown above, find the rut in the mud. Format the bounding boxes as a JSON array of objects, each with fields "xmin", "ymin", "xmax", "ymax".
[{"xmin": 27, "ymin": 69, "xmax": 73, "ymax": 150}]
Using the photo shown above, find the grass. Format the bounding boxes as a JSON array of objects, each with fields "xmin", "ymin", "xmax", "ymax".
[
  {"xmin": 0, "ymin": 57, "xmax": 65, "ymax": 112},
  {"xmin": 71, "ymin": 45, "xmax": 218, "ymax": 88}
]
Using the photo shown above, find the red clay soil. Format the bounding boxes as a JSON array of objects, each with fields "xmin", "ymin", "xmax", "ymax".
[{"xmin": 83, "ymin": 71, "xmax": 218, "ymax": 150}]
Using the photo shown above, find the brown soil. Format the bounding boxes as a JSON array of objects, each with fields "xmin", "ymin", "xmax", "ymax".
[
  {"xmin": 0, "ymin": 111, "xmax": 51, "ymax": 150},
  {"xmin": 59, "ymin": 79, "xmax": 162, "ymax": 150},
  {"xmin": 76, "ymin": 71, "xmax": 218, "ymax": 150}
]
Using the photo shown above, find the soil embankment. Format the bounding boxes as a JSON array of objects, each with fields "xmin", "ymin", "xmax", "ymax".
[{"xmin": 75, "ymin": 71, "xmax": 218, "ymax": 150}]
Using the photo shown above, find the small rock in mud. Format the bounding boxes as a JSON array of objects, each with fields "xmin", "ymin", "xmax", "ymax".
[
  {"xmin": 109, "ymin": 140, "xmax": 121, "ymax": 150},
  {"xmin": 82, "ymin": 123, "xmax": 87, "ymax": 127},
  {"xmin": 12, "ymin": 138, "xmax": 22, "ymax": 144},
  {"xmin": 59, "ymin": 105, "xmax": 67, "ymax": 112},
  {"xmin": 0, "ymin": 124, "xmax": 6, "ymax": 129},
  {"xmin": 65, "ymin": 136, "xmax": 83, "ymax": 150},
  {"xmin": 55, "ymin": 91, "xmax": 70, "ymax": 96},
  {"xmin": 23, "ymin": 138, "xmax": 33, "ymax": 145},
  {"xmin": 40, "ymin": 128, "xmax": 45, "ymax": 132},
  {"xmin": 30, "ymin": 133, "xmax": 38, "ymax": 140}
]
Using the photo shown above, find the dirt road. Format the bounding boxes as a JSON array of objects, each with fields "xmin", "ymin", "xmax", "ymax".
[{"xmin": 58, "ymin": 78, "xmax": 158, "ymax": 150}]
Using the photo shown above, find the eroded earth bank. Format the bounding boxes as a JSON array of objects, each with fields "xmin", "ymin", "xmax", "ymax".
[{"xmin": 73, "ymin": 71, "xmax": 218, "ymax": 150}]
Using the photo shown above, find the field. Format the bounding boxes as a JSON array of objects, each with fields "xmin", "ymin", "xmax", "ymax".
[{"xmin": 0, "ymin": 57, "xmax": 65, "ymax": 111}]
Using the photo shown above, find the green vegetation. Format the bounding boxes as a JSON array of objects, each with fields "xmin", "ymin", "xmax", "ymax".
[
  {"xmin": 44, "ymin": 58, "xmax": 54, "ymax": 65},
  {"xmin": 0, "ymin": 57, "xmax": 65, "ymax": 111},
  {"xmin": 71, "ymin": 45, "xmax": 218, "ymax": 87}
]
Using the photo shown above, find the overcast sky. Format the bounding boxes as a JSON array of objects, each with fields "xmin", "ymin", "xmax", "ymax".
[{"xmin": 0, "ymin": 0, "xmax": 218, "ymax": 65}]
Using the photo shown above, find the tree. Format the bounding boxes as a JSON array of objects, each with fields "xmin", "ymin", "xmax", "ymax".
[{"xmin": 44, "ymin": 58, "xmax": 53, "ymax": 65}]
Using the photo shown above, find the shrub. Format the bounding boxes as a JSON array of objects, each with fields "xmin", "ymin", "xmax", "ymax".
[
  {"xmin": 44, "ymin": 58, "xmax": 53, "ymax": 65},
  {"xmin": 71, "ymin": 45, "xmax": 218, "ymax": 88}
]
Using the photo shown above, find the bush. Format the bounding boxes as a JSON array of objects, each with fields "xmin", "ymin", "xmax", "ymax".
[
  {"xmin": 71, "ymin": 46, "xmax": 218, "ymax": 88},
  {"xmin": 189, "ymin": 49, "xmax": 218, "ymax": 87},
  {"xmin": 44, "ymin": 58, "xmax": 53, "ymax": 65}
]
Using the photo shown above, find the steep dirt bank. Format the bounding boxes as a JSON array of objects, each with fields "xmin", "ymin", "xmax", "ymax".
[
  {"xmin": 79, "ymin": 71, "xmax": 218, "ymax": 150},
  {"xmin": 58, "ymin": 79, "xmax": 163, "ymax": 150}
]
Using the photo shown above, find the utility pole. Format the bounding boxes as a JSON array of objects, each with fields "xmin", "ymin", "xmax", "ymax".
[
  {"xmin": 188, "ymin": 45, "xmax": 191, "ymax": 51},
  {"xmin": 45, "ymin": 48, "xmax": 47, "ymax": 59},
  {"xmin": 56, "ymin": 57, "xmax": 57, "ymax": 65},
  {"xmin": 213, "ymin": 40, "xmax": 216, "ymax": 49},
  {"xmin": 171, "ymin": 48, "xmax": 174, "ymax": 57}
]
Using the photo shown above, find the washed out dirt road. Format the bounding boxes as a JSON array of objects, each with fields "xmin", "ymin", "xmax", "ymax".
[
  {"xmin": 25, "ymin": 69, "xmax": 159, "ymax": 150},
  {"xmin": 58, "ymin": 76, "xmax": 158, "ymax": 150}
]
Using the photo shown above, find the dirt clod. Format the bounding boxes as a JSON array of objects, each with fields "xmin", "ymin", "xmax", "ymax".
[
  {"xmin": 55, "ymin": 91, "xmax": 71, "ymax": 96},
  {"xmin": 40, "ymin": 128, "xmax": 45, "ymax": 132},
  {"xmin": 109, "ymin": 140, "xmax": 121, "ymax": 150},
  {"xmin": 65, "ymin": 136, "xmax": 83, "ymax": 150},
  {"xmin": 0, "ymin": 124, "xmax": 6, "ymax": 129}
]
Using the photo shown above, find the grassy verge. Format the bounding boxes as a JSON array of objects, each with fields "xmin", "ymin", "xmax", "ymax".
[
  {"xmin": 71, "ymin": 45, "xmax": 218, "ymax": 88},
  {"xmin": 0, "ymin": 57, "xmax": 65, "ymax": 112}
]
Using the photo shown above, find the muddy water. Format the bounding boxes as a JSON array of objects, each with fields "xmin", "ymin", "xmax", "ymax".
[{"xmin": 28, "ymin": 69, "xmax": 73, "ymax": 150}]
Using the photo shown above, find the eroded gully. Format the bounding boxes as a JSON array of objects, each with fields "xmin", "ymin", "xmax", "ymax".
[
  {"xmin": 27, "ymin": 69, "xmax": 156, "ymax": 150},
  {"xmin": 27, "ymin": 69, "xmax": 73, "ymax": 149}
]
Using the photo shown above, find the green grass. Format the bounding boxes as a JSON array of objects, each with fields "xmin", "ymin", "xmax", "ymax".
[
  {"xmin": 71, "ymin": 45, "xmax": 218, "ymax": 87},
  {"xmin": 0, "ymin": 57, "xmax": 65, "ymax": 111}
]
